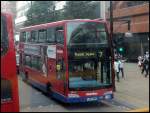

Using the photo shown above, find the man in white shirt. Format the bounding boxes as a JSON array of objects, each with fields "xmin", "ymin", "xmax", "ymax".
[
  {"xmin": 114, "ymin": 59, "xmax": 120, "ymax": 82},
  {"xmin": 118, "ymin": 58, "xmax": 125, "ymax": 79}
]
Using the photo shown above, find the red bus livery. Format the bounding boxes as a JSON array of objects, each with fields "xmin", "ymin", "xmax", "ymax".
[
  {"xmin": 1, "ymin": 13, "xmax": 19, "ymax": 112},
  {"xmin": 19, "ymin": 19, "xmax": 114, "ymax": 103}
]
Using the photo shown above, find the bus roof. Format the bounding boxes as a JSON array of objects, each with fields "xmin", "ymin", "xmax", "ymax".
[{"xmin": 20, "ymin": 19, "xmax": 106, "ymax": 32}]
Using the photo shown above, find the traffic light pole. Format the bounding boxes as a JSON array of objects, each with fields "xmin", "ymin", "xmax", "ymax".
[
  {"xmin": 109, "ymin": 1, "xmax": 131, "ymax": 92},
  {"xmin": 110, "ymin": 1, "xmax": 116, "ymax": 92}
]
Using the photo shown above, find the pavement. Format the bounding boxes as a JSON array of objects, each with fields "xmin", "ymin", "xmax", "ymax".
[
  {"xmin": 114, "ymin": 63, "xmax": 149, "ymax": 109},
  {"xmin": 18, "ymin": 63, "xmax": 149, "ymax": 112}
]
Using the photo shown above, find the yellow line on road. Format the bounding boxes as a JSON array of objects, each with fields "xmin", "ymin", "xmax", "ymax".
[{"xmin": 127, "ymin": 107, "xmax": 149, "ymax": 112}]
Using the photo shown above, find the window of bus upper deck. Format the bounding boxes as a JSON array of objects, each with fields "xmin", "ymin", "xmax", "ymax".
[
  {"xmin": 55, "ymin": 26, "xmax": 64, "ymax": 45},
  {"xmin": 39, "ymin": 29, "xmax": 47, "ymax": 43},
  {"xmin": 20, "ymin": 31, "xmax": 31, "ymax": 43},
  {"xmin": 1, "ymin": 15, "xmax": 8, "ymax": 56},
  {"xmin": 67, "ymin": 22, "xmax": 108, "ymax": 46}
]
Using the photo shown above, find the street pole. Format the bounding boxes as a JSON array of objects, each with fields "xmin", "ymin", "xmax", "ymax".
[
  {"xmin": 110, "ymin": 1, "xmax": 116, "ymax": 92},
  {"xmin": 100, "ymin": 1, "xmax": 106, "ymax": 19},
  {"xmin": 31, "ymin": 1, "xmax": 32, "ymax": 20}
]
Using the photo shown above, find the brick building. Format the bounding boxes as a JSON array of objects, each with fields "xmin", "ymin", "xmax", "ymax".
[{"xmin": 107, "ymin": 1, "xmax": 149, "ymax": 61}]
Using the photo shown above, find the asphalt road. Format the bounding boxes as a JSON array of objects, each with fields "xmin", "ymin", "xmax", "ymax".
[
  {"xmin": 18, "ymin": 78, "xmax": 131, "ymax": 112},
  {"xmin": 18, "ymin": 63, "xmax": 149, "ymax": 112}
]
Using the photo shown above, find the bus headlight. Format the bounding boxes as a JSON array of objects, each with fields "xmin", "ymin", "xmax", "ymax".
[
  {"xmin": 104, "ymin": 91, "xmax": 113, "ymax": 99},
  {"xmin": 104, "ymin": 94, "xmax": 111, "ymax": 99}
]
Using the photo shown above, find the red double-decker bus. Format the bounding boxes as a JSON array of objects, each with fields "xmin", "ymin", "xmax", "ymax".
[
  {"xmin": 1, "ymin": 13, "xmax": 19, "ymax": 112},
  {"xmin": 19, "ymin": 19, "xmax": 114, "ymax": 103}
]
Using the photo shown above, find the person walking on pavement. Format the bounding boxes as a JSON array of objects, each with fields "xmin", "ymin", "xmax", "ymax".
[
  {"xmin": 141, "ymin": 52, "xmax": 149, "ymax": 77},
  {"xmin": 118, "ymin": 58, "xmax": 125, "ymax": 79},
  {"xmin": 114, "ymin": 59, "xmax": 120, "ymax": 82},
  {"xmin": 138, "ymin": 55, "xmax": 143, "ymax": 69}
]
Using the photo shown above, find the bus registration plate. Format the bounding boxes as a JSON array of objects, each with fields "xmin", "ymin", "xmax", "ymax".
[{"xmin": 87, "ymin": 97, "xmax": 97, "ymax": 102}]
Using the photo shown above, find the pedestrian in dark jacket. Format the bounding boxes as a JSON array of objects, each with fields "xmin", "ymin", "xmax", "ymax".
[{"xmin": 141, "ymin": 53, "xmax": 149, "ymax": 77}]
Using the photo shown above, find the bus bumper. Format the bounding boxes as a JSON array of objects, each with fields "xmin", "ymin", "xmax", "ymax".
[{"xmin": 52, "ymin": 92, "xmax": 113, "ymax": 103}]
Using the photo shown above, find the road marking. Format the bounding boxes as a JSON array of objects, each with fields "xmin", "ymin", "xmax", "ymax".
[
  {"xmin": 101, "ymin": 99, "xmax": 137, "ymax": 110},
  {"xmin": 127, "ymin": 107, "xmax": 149, "ymax": 112}
]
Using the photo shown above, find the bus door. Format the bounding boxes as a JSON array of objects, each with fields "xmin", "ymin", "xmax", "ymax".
[
  {"xmin": 55, "ymin": 26, "xmax": 66, "ymax": 95},
  {"xmin": 56, "ymin": 46, "xmax": 66, "ymax": 95}
]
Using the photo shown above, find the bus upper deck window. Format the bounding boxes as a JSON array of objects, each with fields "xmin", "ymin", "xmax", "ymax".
[
  {"xmin": 47, "ymin": 28, "xmax": 55, "ymax": 43},
  {"xmin": 55, "ymin": 26, "xmax": 64, "ymax": 45},
  {"xmin": 38, "ymin": 29, "xmax": 47, "ymax": 43},
  {"xmin": 20, "ymin": 32, "xmax": 26, "ymax": 42},
  {"xmin": 31, "ymin": 31, "xmax": 38, "ymax": 42},
  {"xmin": 26, "ymin": 32, "xmax": 31, "ymax": 42}
]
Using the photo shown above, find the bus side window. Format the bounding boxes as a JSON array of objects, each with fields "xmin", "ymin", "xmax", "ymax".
[
  {"xmin": 31, "ymin": 56, "xmax": 42, "ymax": 71},
  {"xmin": 55, "ymin": 26, "xmax": 64, "ymax": 45},
  {"xmin": 47, "ymin": 27, "xmax": 55, "ymax": 43},
  {"xmin": 38, "ymin": 29, "xmax": 47, "ymax": 43},
  {"xmin": 1, "ymin": 15, "xmax": 8, "ymax": 56},
  {"xmin": 26, "ymin": 32, "xmax": 31, "ymax": 42},
  {"xmin": 20, "ymin": 32, "xmax": 26, "ymax": 42},
  {"xmin": 31, "ymin": 31, "xmax": 38, "ymax": 42},
  {"xmin": 25, "ymin": 55, "xmax": 31, "ymax": 67},
  {"xmin": 1, "ymin": 78, "xmax": 12, "ymax": 102}
]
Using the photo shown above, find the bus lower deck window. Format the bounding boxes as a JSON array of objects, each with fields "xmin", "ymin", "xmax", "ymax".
[{"xmin": 1, "ymin": 79, "xmax": 12, "ymax": 102}]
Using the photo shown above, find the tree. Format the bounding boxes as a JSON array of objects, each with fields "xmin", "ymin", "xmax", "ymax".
[
  {"xmin": 64, "ymin": 1, "xmax": 97, "ymax": 19},
  {"xmin": 24, "ymin": 1, "xmax": 55, "ymax": 26}
]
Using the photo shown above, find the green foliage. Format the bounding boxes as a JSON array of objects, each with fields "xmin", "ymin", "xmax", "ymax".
[
  {"xmin": 24, "ymin": 1, "xmax": 98, "ymax": 26},
  {"xmin": 24, "ymin": 1, "xmax": 55, "ymax": 26},
  {"xmin": 64, "ymin": 1, "xmax": 97, "ymax": 19}
]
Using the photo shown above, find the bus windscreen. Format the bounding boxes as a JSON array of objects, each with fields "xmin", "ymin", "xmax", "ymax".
[
  {"xmin": 67, "ymin": 22, "xmax": 112, "ymax": 91},
  {"xmin": 67, "ymin": 22, "xmax": 108, "ymax": 46}
]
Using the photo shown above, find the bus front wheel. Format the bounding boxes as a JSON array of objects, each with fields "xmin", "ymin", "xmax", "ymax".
[{"xmin": 46, "ymin": 83, "xmax": 52, "ymax": 95}]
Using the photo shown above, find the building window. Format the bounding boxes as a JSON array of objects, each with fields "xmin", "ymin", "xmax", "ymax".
[
  {"xmin": 17, "ymin": 12, "xmax": 22, "ymax": 18},
  {"xmin": 126, "ymin": 1, "xmax": 149, "ymax": 7}
]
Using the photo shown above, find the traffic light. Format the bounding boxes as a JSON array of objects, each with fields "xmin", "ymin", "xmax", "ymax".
[
  {"xmin": 117, "ymin": 47, "xmax": 125, "ymax": 55},
  {"xmin": 115, "ymin": 37, "xmax": 126, "ymax": 55},
  {"xmin": 119, "ymin": 47, "xmax": 124, "ymax": 52}
]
